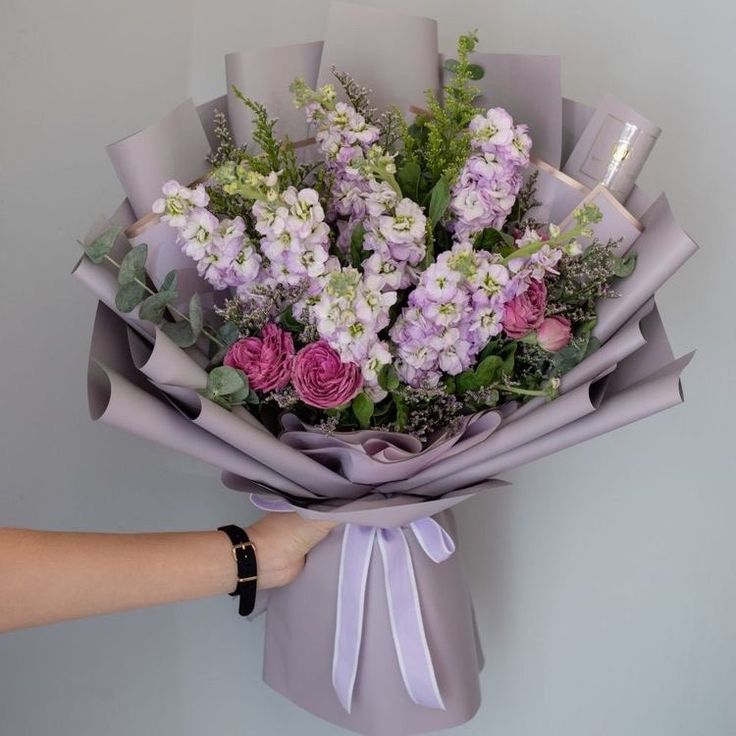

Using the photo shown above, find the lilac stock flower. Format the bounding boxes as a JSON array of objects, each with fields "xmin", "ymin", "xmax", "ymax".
[{"xmin": 449, "ymin": 107, "xmax": 532, "ymax": 240}]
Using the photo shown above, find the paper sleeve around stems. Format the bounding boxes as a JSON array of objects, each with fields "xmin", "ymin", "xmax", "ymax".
[
  {"xmin": 106, "ymin": 99, "xmax": 211, "ymax": 219},
  {"xmin": 317, "ymin": 2, "xmax": 439, "ymax": 114}
]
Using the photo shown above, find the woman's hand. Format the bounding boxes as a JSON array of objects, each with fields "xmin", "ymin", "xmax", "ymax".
[
  {"xmin": 0, "ymin": 514, "xmax": 336, "ymax": 633},
  {"xmin": 247, "ymin": 513, "xmax": 337, "ymax": 589}
]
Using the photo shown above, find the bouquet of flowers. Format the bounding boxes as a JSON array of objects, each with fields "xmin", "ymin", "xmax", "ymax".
[{"xmin": 73, "ymin": 4, "xmax": 696, "ymax": 734}]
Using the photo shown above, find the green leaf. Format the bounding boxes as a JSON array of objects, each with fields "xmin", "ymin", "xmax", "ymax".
[
  {"xmin": 350, "ymin": 222, "xmax": 366, "ymax": 269},
  {"xmin": 207, "ymin": 366, "xmax": 247, "ymax": 396},
  {"xmin": 138, "ymin": 290, "xmax": 175, "ymax": 324},
  {"xmin": 352, "ymin": 392, "xmax": 374, "ymax": 429},
  {"xmin": 612, "ymin": 252, "xmax": 637, "ymax": 278},
  {"xmin": 279, "ymin": 307, "xmax": 303, "ymax": 334},
  {"xmin": 456, "ymin": 370, "xmax": 480, "ymax": 395},
  {"xmin": 188, "ymin": 293, "xmax": 203, "ymax": 339},
  {"xmin": 442, "ymin": 58, "xmax": 460, "ymax": 74},
  {"xmin": 115, "ymin": 281, "xmax": 146, "ymax": 313},
  {"xmin": 161, "ymin": 270, "xmax": 178, "ymax": 292},
  {"xmin": 378, "ymin": 363, "xmax": 400, "ymax": 392},
  {"xmin": 217, "ymin": 322, "xmax": 240, "ymax": 347},
  {"xmin": 428, "ymin": 176, "xmax": 451, "ymax": 227},
  {"xmin": 397, "ymin": 160, "xmax": 421, "ymax": 200},
  {"xmin": 83, "ymin": 226, "xmax": 120, "ymax": 264},
  {"xmin": 394, "ymin": 394, "xmax": 408, "ymax": 431},
  {"xmin": 467, "ymin": 63, "xmax": 485, "ymax": 80},
  {"xmin": 118, "ymin": 243, "xmax": 148, "ymax": 285},
  {"xmin": 475, "ymin": 355, "xmax": 503, "ymax": 387},
  {"xmin": 161, "ymin": 320, "xmax": 196, "ymax": 347},
  {"xmin": 474, "ymin": 228, "xmax": 515, "ymax": 254}
]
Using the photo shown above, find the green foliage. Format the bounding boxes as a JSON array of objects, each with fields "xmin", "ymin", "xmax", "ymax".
[
  {"xmin": 352, "ymin": 392, "xmax": 375, "ymax": 429},
  {"xmin": 350, "ymin": 222, "xmax": 366, "ymax": 268},
  {"xmin": 427, "ymin": 176, "xmax": 451, "ymax": 227},
  {"xmin": 119, "ymin": 244, "xmax": 147, "ymax": 286},
  {"xmin": 200, "ymin": 366, "xmax": 251, "ymax": 409},
  {"xmin": 396, "ymin": 160, "xmax": 421, "ymax": 201},
  {"xmin": 82, "ymin": 226, "xmax": 120, "ymax": 264},
  {"xmin": 378, "ymin": 363, "xmax": 400, "ymax": 392},
  {"xmin": 420, "ymin": 32, "xmax": 481, "ymax": 183},
  {"xmin": 115, "ymin": 281, "xmax": 146, "ymax": 313},
  {"xmin": 139, "ymin": 290, "xmax": 175, "ymax": 324},
  {"xmin": 473, "ymin": 227, "xmax": 515, "ymax": 255}
]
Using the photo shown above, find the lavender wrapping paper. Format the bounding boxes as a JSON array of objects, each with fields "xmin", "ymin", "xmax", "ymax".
[{"xmin": 74, "ymin": 5, "xmax": 698, "ymax": 732}]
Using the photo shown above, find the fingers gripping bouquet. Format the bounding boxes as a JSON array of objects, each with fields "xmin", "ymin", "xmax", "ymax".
[{"xmin": 74, "ymin": 4, "xmax": 696, "ymax": 734}]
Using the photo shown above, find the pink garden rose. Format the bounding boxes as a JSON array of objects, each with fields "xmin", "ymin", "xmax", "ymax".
[
  {"xmin": 224, "ymin": 323, "xmax": 294, "ymax": 392},
  {"xmin": 292, "ymin": 341, "xmax": 363, "ymax": 409},
  {"xmin": 502, "ymin": 278, "xmax": 547, "ymax": 339},
  {"xmin": 536, "ymin": 316, "xmax": 572, "ymax": 352}
]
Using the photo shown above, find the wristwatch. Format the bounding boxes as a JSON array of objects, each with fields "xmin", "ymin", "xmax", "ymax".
[{"xmin": 218, "ymin": 524, "xmax": 257, "ymax": 616}]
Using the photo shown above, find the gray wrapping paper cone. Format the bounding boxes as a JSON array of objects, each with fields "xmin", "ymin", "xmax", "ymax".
[
  {"xmin": 318, "ymin": 2, "xmax": 439, "ymax": 113},
  {"xmin": 226, "ymin": 42, "xmax": 323, "ymax": 148},
  {"xmin": 594, "ymin": 194, "xmax": 698, "ymax": 342},
  {"xmin": 197, "ymin": 95, "xmax": 229, "ymax": 151},
  {"xmin": 460, "ymin": 53, "xmax": 562, "ymax": 167},
  {"xmin": 262, "ymin": 508, "xmax": 482, "ymax": 736}
]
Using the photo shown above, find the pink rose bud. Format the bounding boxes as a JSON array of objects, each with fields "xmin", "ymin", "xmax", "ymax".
[
  {"xmin": 224, "ymin": 323, "xmax": 294, "ymax": 393},
  {"xmin": 292, "ymin": 341, "xmax": 363, "ymax": 409},
  {"xmin": 536, "ymin": 316, "xmax": 572, "ymax": 352},
  {"xmin": 502, "ymin": 278, "xmax": 547, "ymax": 339}
]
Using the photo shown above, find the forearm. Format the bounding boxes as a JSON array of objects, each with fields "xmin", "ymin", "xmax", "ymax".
[{"xmin": 0, "ymin": 528, "xmax": 237, "ymax": 633}]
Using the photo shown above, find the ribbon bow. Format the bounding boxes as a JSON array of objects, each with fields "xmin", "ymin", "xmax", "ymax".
[{"xmin": 249, "ymin": 494, "xmax": 455, "ymax": 713}]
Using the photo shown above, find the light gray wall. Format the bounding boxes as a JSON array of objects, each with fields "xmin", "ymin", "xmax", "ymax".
[{"xmin": 1, "ymin": 1, "xmax": 734, "ymax": 734}]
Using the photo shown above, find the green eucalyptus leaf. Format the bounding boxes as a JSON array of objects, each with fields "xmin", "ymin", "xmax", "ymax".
[
  {"xmin": 118, "ymin": 243, "xmax": 148, "ymax": 285},
  {"xmin": 115, "ymin": 281, "xmax": 146, "ymax": 313},
  {"xmin": 612, "ymin": 252, "xmax": 637, "ymax": 278},
  {"xmin": 161, "ymin": 320, "xmax": 196, "ymax": 348},
  {"xmin": 207, "ymin": 365, "xmax": 247, "ymax": 396},
  {"xmin": 467, "ymin": 63, "xmax": 485, "ymax": 80},
  {"xmin": 352, "ymin": 392, "xmax": 374, "ymax": 429},
  {"xmin": 161, "ymin": 270, "xmax": 178, "ymax": 292},
  {"xmin": 188, "ymin": 293, "xmax": 203, "ymax": 338},
  {"xmin": 397, "ymin": 160, "xmax": 421, "ymax": 200},
  {"xmin": 83, "ymin": 226, "xmax": 120, "ymax": 264},
  {"xmin": 217, "ymin": 322, "xmax": 240, "ymax": 347},
  {"xmin": 138, "ymin": 290, "xmax": 175, "ymax": 324},
  {"xmin": 428, "ymin": 176, "xmax": 450, "ymax": 227}
]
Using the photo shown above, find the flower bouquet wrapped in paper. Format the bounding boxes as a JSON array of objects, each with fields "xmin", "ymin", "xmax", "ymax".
[{"xmin": 73, "ymin": 3, "xmax": 696, "ymax": 734}]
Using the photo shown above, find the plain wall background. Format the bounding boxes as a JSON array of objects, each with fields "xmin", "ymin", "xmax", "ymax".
[{"xmin": 1, "ymin": 0, "xmax": 734, "ymax": 734}]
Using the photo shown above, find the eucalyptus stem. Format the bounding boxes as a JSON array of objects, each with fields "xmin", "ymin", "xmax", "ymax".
[{"xmin": 103, "ymin": 254, "xmax": 225, "ymax": 349}]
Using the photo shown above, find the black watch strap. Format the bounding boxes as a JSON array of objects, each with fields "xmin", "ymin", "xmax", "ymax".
[{"xmin": 218, "ymin": 524, "xmax": 257, "ymax": 617}]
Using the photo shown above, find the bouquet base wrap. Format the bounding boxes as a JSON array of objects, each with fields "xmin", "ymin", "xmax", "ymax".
[{"xmin": 261, "ymin": 509, "xmax": 482, "ymax": 736}]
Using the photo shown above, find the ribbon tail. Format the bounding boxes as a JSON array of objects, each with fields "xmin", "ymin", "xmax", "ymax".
[
  {"xmin": 409, "ymin": 517, "xmax": 456, "ymax": 563},
  {"xmin": 332, "ymin": 524, "xmax": 375, "ymax": 713},
  {"xmin": 377, "ymin": 527, "xmax": 446, "ymax": 711}
]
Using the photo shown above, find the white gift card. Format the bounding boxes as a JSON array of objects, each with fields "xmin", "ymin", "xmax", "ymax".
[{"xmin": 563, "ymin": 94, "xmax": 661, "ymax": 202}]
